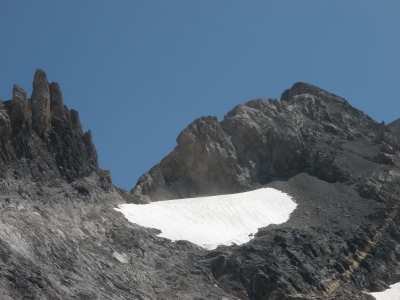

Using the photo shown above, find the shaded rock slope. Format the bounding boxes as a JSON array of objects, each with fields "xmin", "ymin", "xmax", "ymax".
[{"xmin": 1, "ymin": 70, "xmax": 399, "ymax": 299}]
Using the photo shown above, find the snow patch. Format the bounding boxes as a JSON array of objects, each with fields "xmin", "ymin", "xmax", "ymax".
[
  {"xmin": 372, "ymin": 282, "xmax": 400, "ymax": 300},
  {"xmin": 115, "ymin": 188, "xmax": 297, "ymax": 250}
]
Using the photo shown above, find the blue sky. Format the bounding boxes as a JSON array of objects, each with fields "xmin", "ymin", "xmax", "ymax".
[{"xmin": 1, "ymin": 1, "xmax": 399, "ymax": 189}]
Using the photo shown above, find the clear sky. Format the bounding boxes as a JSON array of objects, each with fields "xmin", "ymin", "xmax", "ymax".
[{"xmin": 1, "ymin": 1, "xmax": 399, "ymax": 189}]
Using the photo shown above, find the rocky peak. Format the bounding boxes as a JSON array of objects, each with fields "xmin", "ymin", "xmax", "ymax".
[
  {"xmin": 49, "ymin": 82, "xmax": 68, "ymax": 128},
  {"xmin": 9, "ymin": 85, "xmax": 32, "ymax": 133},
  {"xmin": 131, "ymin": 82, "xmax": 394, "ymax": 203},
  {"xmin": 281, "ymin": 82, "xmax": 349, "ymax": 105},
  {"xmin": 0, "ymin": 69, "xmax": 103, "ymax": 184}
]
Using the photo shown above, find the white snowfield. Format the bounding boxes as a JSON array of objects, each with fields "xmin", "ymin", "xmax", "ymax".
[
  {"xmin": 371, "ymin": 282, "xmax": 400, "ymax": 300},
  {"xmin": 115, "ymin": 188, "xmax": 297, "ymax": 250}
]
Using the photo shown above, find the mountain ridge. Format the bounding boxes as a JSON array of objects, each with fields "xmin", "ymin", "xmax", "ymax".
[
  {"xmin": 131, "ymin": 82, "xmax": 398, "ymax": 204},
  {"xmin": 1, "ymin": 70, "xmax": 400, "ymax": 299}
]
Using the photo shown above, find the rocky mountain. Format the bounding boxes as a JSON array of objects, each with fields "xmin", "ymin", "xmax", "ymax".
[{"xmin": 1, "ymin": 70, "xmax": 399, "ymax": 299}]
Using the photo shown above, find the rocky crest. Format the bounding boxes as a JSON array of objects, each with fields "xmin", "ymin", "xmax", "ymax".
[
  {"xmin": 1, "ymin": 72, "xmax": 400, "ymax": 300},
  {"xmin": 0, "ymin": 69, "xmax": 103, "ymax": 183}
]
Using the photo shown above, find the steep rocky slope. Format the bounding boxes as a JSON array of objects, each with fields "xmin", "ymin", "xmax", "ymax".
[{"xmin": 1, "ymin": 71, "xmax": 399, "ymax": 299}]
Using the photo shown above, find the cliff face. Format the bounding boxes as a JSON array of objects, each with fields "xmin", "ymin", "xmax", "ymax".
[{"xmin": 1, "ymin": 71, "xmax": 400, "ymax": 300}]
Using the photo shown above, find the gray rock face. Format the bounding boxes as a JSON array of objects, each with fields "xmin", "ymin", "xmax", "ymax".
[{"xmin": 134, "ymin": 116, "xmax": 249, "ymax": 202}]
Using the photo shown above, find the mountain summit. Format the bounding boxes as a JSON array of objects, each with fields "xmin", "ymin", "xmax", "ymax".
[
  {"xmin": 1, "ymin": 71, "xmax": 399, "ymax": 299},
  {"xmin": 132, "ymin": 82, "xmax": 398, "ymax": 203}
]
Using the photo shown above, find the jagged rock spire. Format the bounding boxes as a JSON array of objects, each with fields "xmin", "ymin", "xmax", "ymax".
[
  {"xmin": 9, "ymin": 84, "xmax": 31, "ymax": 132},
  {"xmin": 49, "ymin": 82, "xmax": 68, "ymax": 128},
  {"xmin": 31, "ymin": 69, "xmax": 51, "ymax": 136},
  {"xmin": 0, "ymin": 69, "xmax": 102, "ymax": 183}
]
